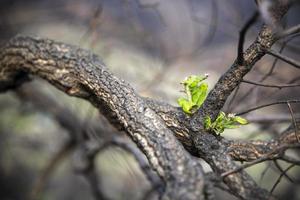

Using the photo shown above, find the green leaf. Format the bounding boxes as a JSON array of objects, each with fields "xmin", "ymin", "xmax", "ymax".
[
  {"xmin": 177, "ymin": 98, "xmax": 193, "ymax": 114},
  {"xmin": 203, "ymin": 112, "xmax": 249, "ymax": 135},
  {"xmin": 233, "ymin": 116, "xmax": 248, "ymax": 125},
  {"xmin": 191, "ymin": 82, "xmax": 208, "ymax": 107},
  {"xmin": 223, "ymin": 124, "xmax": 240, "ymax": 129},
  {"xmin": 178, "ymin": 75, "xmax": 209, "ymax": 114},
  {"xmin": 215, "ymin": 112, "xmax": 225, "ymax": 124}
]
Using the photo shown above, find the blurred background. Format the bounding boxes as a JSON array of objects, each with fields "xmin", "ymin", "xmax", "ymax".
[{"xmin": 0, "ymin": 0, "xmax": 300, "ymax": 199}]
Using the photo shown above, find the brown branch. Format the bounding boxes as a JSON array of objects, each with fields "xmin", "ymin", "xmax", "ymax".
[{"xmin": 0, "ymin": 36, "xmax": 205, "ymax": 199}]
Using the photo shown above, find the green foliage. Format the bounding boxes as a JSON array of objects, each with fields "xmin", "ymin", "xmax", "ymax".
[
  {"xmin": 177, "ymin": 74, "xmax": 248, "ymax": 134},
  {"xmin": 177, "ymin": 75, "xmax": 208, "ymax": 114},
  {"xmin": 204, "ymin": 112, "xmax": 248, "ymax": 134}
]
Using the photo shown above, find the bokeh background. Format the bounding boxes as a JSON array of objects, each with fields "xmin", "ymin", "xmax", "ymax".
[{"xmin": 0, "ymin": 0, "xmax": 300, "ymax": 199}]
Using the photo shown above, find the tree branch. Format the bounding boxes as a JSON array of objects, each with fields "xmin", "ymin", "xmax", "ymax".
[
  {"xmin": 227, "ymin": 125, "xmax": 300, "ymax": 162},
  {"xmin": 237, "ymin": 11, "xmax": 259, "ymax": 65},
  {"xmin": 0, "ymin": 36, "xmax": 205, "ymax": 199},
  {"xmin": 237, "ymin": 100, "xmax": 300, "ymax": 115},
  {"xmin": 277, "ymin": 24, "xmax": 300, "ymax": 39},
  {"xmin": 265, "ymin": 48, "xmax": 300, "ymax": 69},
  {"xmin": 241, "ymin": 79, "xmax": 300, "ymax": 89}
]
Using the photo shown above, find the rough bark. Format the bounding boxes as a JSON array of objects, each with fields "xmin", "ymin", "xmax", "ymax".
[{"xmin": 0, "ymin": 36, "xmax": 205, "ymax": 199}]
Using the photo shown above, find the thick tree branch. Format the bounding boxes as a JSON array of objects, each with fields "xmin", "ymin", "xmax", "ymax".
[{"xmin": 0, "ymin": 36, "xmax": 205, "ymax": 199}]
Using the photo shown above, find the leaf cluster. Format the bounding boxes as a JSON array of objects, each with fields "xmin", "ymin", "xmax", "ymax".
[
  {"xmin": 204, "ymin": 112, "xmax": 248, "ymax": 134},
  {"xmin": 177, "ymin": 75, "xmax": 208, "ymax": 114}
]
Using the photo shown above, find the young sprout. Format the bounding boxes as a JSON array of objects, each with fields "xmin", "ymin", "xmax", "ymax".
[
  {"xmin": 178, "ymin": 74, "xmax": 248, "ymax": 134},
  {"xmin": 204, "ymin": 112, "xmax": 248, "ymax": 135},
  {"xmin": 177, "ymin": 75, "xmax": 209, "ymax": 114}
]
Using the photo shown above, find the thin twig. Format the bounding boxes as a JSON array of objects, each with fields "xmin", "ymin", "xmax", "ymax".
[
  {"xmin": 273, "ymin": 160, "xmax": 294, "ymax": 183},
  {"xmin": 236, "ymin": 34, "xmax": 296, "ymax": 105},
  {"xmin": 278, "ymin": 24, "xmax": 300, "ymax": 39},
  {"xmin": 265, "ymin": 49, "xmax": 300, "ymax": 69},
  {"xmin": 241, "ymin": 79, "xmax": 300, "ymax": 89},
  {"xmin": 237, "ymin": 11, "xmax": 259, "ymax": 65},
  {"xmin": 222, "ymin": 144, "xmax": 300, "ymax": 178},
  {"xmin": 260, "ymin": 39, "xmax": 288, "ymax": 82},
  {"xmin": 281, "ymin": 156, "xmax": 300, "ymax": 166},
  {"xmin": 270, "ymin": 164, "xmax": 295, "ymax": 194},
  {"xmin": 237, "ymin": 100, "xmax": 300, "ymax": 115},
  {"xmin": 221, "ymin": 155, "xmax": 279, "ymax": 178},
  {"xmin": 287, "ymin": 102, "xmax": 300, "ymax": 143}
]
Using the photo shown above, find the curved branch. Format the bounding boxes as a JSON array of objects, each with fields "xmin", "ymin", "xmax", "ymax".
[{"xmin": 0, "ymin": 36, "xmax": 205, "ymax": 199}]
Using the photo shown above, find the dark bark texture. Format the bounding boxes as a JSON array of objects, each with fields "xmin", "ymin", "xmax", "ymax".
[{"xmin": 0, "ymin": 35, "xmax": 205, "ymax": 200}]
